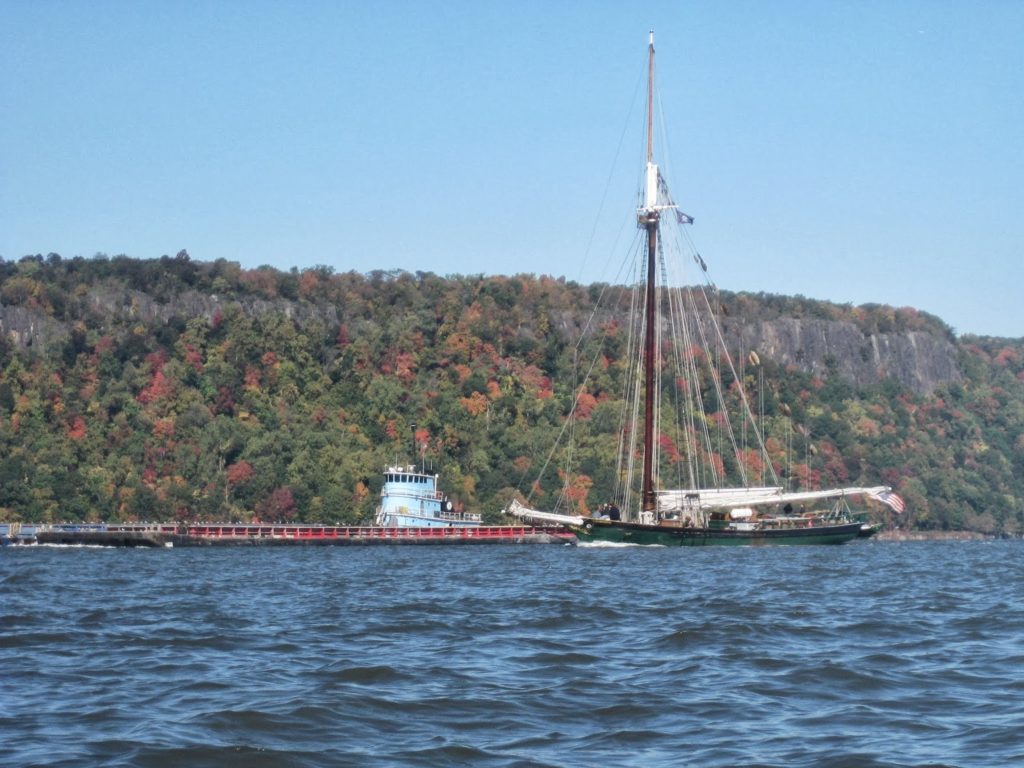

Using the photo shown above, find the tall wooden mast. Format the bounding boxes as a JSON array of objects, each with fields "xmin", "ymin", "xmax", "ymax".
[{"xmin": 640, "ymin": 30, "xmax": 658, "ymax": 516}]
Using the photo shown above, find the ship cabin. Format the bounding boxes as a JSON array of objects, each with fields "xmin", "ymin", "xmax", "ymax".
[{"xmin": 374, "ymin": 465, "xmax": 481, "ymax": 528}]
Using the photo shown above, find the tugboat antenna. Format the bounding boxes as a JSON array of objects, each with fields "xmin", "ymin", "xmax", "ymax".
[{"xmin": 410, "ymin": 422, "xmax": 417, "ymax": 470}]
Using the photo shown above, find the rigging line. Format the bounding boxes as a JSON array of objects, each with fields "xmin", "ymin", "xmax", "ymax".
[
  {"xmin": 662, "ymin": 252, "xmax": 705, "ymax": 487},
  {"xmin": 652, "ymin": 248, "xmax": 663, "ymax": 493},
  {"xmin": 668, "ymin": 286, "xmax": 697, "ymax": 489},
  {"xmin": 676, "ymin": 282, "xmax": 721, "ymax": 484},
  {"xmin": 690, "ymin": 282, "xmax": 746, "ymax": 486},
  {"xmin": 683, "ymin": 288, "xmax": 717, "ymax": 488},
  {"xmin": 562, "ymin": 347, "xmax": 580, "ymax": 512},
  {"xmin": 740, "ymin": 345, "xmax": 746, "ymax": 475},
  {"xmin": 516, "ymin": 232, "xmax": 643, "ymax": 507},
  {"xmin": 654, "ymin": 84, "xmax": 682, "ymax": 216},
  {"xmin": 670, "ymin": 285, "xmax": 701, "ymax": 490},
  {"xmin": 614, "ymin": 264, "xmax": 643, "ymax": 516},
  {"xmin": 787, "ymin": 415, "xmax": 793, "ymax": 491},
  {"xmin": 623, "ymin": 360, "xmax": 643, "ymax": 520},
  {"xmin": 659, "ymin": 247, "xmax": 690, "ymax": 491},
  {"xmin": 664, "ymin": 285, "xmax": 686, "ymax": 491},
  {"xmin": 759, "ymin": 367, "xmax": 765, "ymax": 487},
  {"xmin": 626, "ymin": 284, "xmax": 646, "ymax": 520},
  {"xmin": 675, "ymin": 237, "xmax": 749, "ymax": 487},
  {"xmin": 575, "ymin": 66, "xmax": 646, "ymax": 286},
  {"xmin": 660, "ymin": 221, "xmax": 708, "ymax": 488},
  {"xmin": 694, "ymin": 281, "xmax": 780, "ymax": 486},
  {"xmin": 671, "ymin": 212, "xmax": 780, "ymax": 487},
  {"xmin": 612, "ymin": 309, "xmax": 628, "ymax": 508},
  {"xmin": 524, "ymin": 290, "xmax": 630, "ymax": 511},
  {"xmin": 575, "ymin": 226, "xmax": 642, "ymax": 352}
]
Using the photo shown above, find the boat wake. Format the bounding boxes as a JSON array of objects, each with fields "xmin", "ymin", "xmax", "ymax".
[{"xmin": 576, "ymin": 540, "xmax": 665, "ymax": 549}]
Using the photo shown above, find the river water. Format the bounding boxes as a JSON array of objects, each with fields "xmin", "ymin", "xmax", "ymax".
[{"xmin": 1, "ymin": 540, "xmax": 1022, "ymax": 767}]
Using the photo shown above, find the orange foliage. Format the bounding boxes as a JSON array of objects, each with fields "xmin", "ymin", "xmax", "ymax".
[
  {"xmin": 737, "ymin": 448, "xmax": 765, "ymax": 479},
  {"xmin": 226, "ymin": 460, "xmax": 254, "ymax": 487},
  {"xmin": 575, "ymin": 392, "xmax": 598, "ymax": 419},
  {"xmin": 138, "ymin": 369, "xmax": 173, "ymax": 404},
  {"xmin": 184, "ymin": 344, "xmax": 204, "ymax": 373},
  {"xmin": 659, "ymin": 433, "xmax": 681, "ymax": 463},
  {"xmin": 354, "ymin": 481, "xmax": 369, "ymax": 502},
  {"xmin": 557, "ymin": 469, "xmax": 593, "ymax": 510},
  {"xmin": 854, "ymin": 416, "xmax": 881, "ymax": 438},
  {"xmin": 394, "ymin": 351, "xmax": 417, "ymax": 384},
  {"xmin": 298, "ymin": 270, "xmax": 320, "ymax": 298},
  {"xmin": 460, "ymin": 391, "xmax": 489, "ymax": 416},
  {"xmin": 684, "ymin": 344, "xmax": 706, "ymax": 362},
  {"xmin": 243, "ymin": 365, "xmax": 261, "ymax": 391},
  {"xmin": 67, "ymin": 416, "xmax": 87, "ymax": 441},
  {"xmin": 145, "ymin": 350, "xmax": 168, "ymax": 372},
  {"xmin": 94, "ymin": 335, "xmax": 115, "ymax": 354},
  {"xmin": 994, "ymin": 347, "xmax": 1020, "ymax": 367},
  {"xmin": 239, "ymin": 268, "xmax": 278, "ymax": 298}
]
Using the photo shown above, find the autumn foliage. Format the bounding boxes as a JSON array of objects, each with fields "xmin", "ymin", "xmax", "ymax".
[{"xmin": 0, "ymin": 253, "xmax": 1021, "ymax": 535}]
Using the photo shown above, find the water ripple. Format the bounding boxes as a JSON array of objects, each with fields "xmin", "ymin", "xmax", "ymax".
[{"xmin": 2, "ymin": 542, "xmax": 1023, "ymax": 767}]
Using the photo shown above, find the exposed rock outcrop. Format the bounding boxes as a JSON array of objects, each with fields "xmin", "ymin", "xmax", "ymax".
[
  {"xmin": 725, "ymin": 317, "xmax": 961, "ymax": 395},
  {"xmin": 2, "ymin": 281, "xmax": 961, "ymax": 396}
]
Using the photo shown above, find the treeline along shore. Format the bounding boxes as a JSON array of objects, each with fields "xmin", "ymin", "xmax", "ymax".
[{"xmin": 1, "ymin": 253, "xmax": 1022, "ymax": 536}]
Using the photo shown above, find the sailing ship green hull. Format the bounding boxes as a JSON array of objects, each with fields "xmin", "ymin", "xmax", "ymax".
[{"xmin": 569, "ymin": 518, "xmax": 863, "ymax": 546}]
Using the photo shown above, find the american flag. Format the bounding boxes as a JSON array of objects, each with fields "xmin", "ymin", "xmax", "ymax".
[{"xmin": 869, "ymin": 489, "xmax": 906, "ymax": 514}]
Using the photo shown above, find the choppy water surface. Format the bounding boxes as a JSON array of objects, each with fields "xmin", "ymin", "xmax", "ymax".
[{"xmin": 2, "ymin": 541, "xmax": 1022, "ymax": 767}]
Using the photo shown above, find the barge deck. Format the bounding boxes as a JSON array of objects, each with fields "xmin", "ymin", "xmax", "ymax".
[{"xmin": 4, "ymin": 522, "xmax": 575, "ymax": 547}]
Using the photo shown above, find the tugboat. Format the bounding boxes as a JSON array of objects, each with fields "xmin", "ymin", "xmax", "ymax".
[
  {"xmin": 373, "ymin": 425, "xmax": 481, "ymax": 528},
  {"xmin": 373, "ymin": 464, "xmax": 481, "ymax": 528}
]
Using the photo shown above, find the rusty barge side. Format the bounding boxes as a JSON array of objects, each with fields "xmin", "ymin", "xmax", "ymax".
[{"xmin": 21, "ymin": 523, "xmax": 575, "ymax": 547}]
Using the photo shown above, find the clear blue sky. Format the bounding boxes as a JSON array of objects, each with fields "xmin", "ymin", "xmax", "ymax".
[{"xmin": 3, "ymin": 2, "xmax": 1022, "ymax": 337}]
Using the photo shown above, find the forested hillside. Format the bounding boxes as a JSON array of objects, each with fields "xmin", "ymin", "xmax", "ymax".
[{"xmin": 2, "ymin": 253, "xmax": 1022, "ymax": 535}]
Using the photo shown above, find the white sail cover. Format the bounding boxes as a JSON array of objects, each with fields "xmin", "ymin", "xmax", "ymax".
[
  {"xmin": 657, "ymin": 485, "xmax": 895, "ymax": 512},
  {"xmin": 505, "ymin": 499, "xmax": 583, "ymax": 527}
]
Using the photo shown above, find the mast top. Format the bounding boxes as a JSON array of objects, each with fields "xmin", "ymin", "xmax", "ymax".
[{"xmin": 641, "ymin": 28, "xmax": 658, "ymax": 211}]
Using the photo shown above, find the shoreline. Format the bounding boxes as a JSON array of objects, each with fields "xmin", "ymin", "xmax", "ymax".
[{"xmin": 874, "ymin": 529, "xmax": 1000, "ymax": 542}]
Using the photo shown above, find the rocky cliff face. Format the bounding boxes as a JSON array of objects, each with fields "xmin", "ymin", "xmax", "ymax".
[
  {"xmin": 80, "ymin": 284, "xmax": 339, "ymax": 329},
  {"xmin": 1, "ymin": 284, "xmax": 338, "ymax": 348},
  {"xmin": 0, "ymin": 305, "xmax": 67, "ymax": 351},
  {"xmin": 724, "ymin": 317, "xmax": 961, "ymax": 395},
  {"xmin": 2, "ymin": 282, "xmax": 961, "ymax": 396}
]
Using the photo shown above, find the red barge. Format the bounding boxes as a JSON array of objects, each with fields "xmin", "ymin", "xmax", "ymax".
[
  {"xmin": 7, "ymin": 442, "xmax": 576, "ymax": 548},
  {"xmin": 20, "ymin": 522, "xmax": 574, "ymax": 547}
]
